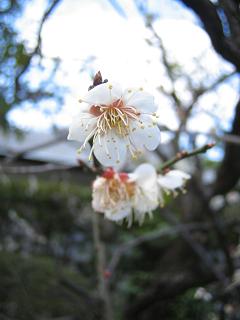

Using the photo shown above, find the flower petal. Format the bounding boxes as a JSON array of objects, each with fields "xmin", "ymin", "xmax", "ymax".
[
  {"xmin": 130, "ymin": 163, "xmax": 159, "ymax": 218},
  {"xmin": 105, "ymin": 205, "xmax": 131, "ymax": 221},
  {"xmin": 158, "ymin": 175, "xmax": 182, "ymax": 190},
  {"xmin": 129, "ymin": 115, "xmax": 161, "ymax": 151},
  {"xmin": 125, "ymin": 89, "xmax": 157, "ymax": 113},
  {"xmin": 78, "ymin": 102, "xmax": 91, "ymax": 112},
  {"xmin": 129, "ymin": 163, "xmax": 157, "ymax": 185},
  {"xmin": 133, "ymin": 192, "xmax": 159, "ymax": 214},
  {"xmin": 68, "ymin": 114, "xmax": 97, "ymax": 142},
  {"xmin": 158, "ymin": 170, "xmax": 190, "ymax": 190},
  {"xmin": 167, "ymin": 170, "xmax": 191, "ymax": 180},
  {"xmin": 84, "ymin": 82, "xmax": 123, "ymax": 106},
  {"xmin": 93, "ymin": 130, "xmax": 127, "ymax": 167}
]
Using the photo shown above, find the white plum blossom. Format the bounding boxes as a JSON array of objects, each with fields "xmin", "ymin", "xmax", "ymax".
[
  {"xmin": 68, "ymin": 82, "xmax": 161, "ymax": 167},
  {"xmin": 92, "ymin": 165, "xmax": 191, "ymax": 226},
  {"xmin": 92, "ymin": 164, "xmax": 159, "ymax": 226}
]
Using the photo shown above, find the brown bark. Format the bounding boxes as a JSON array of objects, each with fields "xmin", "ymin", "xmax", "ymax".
[
  {"xmin": 180, "ymin": 0, "xmax": 240, "ymax": 71},
  {"xmin": 214, "ymin": 98, "xmax": 240, "ymax": 194}
]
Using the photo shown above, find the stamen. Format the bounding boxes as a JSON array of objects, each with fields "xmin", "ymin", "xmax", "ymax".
[
  {"xmin": 82, "ymin": 127, "xmax": 98, "ymax": 148},
  {"xmin": 88, "ymin": 145, "xmax": 94, "ymax": 161}
]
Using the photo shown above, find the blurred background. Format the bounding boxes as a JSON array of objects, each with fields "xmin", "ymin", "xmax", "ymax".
[{"xmin": 1, "ymin": 0, "xmax": 240, "ymax": 319}]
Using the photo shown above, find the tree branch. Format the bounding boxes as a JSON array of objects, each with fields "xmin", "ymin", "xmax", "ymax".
[
  {"xmin": 15, "ymin": 0, "xmax": 62, "ymax": 93},
  {"xmin": 180, "ymin": 0, "xmax": 240, "ymax": 70},
  {"xmin": 160, "ymin": 143, "xmax": 215, "ymax": 171},
  {"xmin": 91, "ymin": 212, "xmax": 114, "ymax": 320},
  {"xmin": 107, "ymin": 221, "xmax": 211, "ymax": 277},
  {"xmin": 214, "ymin": 97, "xmax": 240, "ymax": 194}
]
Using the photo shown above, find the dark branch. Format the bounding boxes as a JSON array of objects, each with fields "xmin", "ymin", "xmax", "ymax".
[
  {"xmin": 180, "ymin": 0, "xmax": 240, "ymax": 70},
  {"xmin": 15, "ymin": 0, "xmax": 62, "ymax": 93},
  {"xmin": 214, "ymin": 97, "xmax": 240, "ymax": 194}
]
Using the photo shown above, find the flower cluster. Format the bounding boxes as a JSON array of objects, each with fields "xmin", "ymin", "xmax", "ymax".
[
  {"xmin": 92, "ymin": 164, "xmax": 190, "ymax": 226},
  {"xmin": 68, "ymin": 82, "xmax": 161, "ymax": 167},
  {"xmin": 68, "ymin": 75, "xmax": 194, "ymax": 226}
]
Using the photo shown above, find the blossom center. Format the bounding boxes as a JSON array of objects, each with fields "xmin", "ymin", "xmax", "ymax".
[
  {"xmin": 102, "ymin": 173, "xmax": 135, "ymax": 207},
  {"xmin": 90, "ymin": 99, "xmax": 140, "ymax": 136}
]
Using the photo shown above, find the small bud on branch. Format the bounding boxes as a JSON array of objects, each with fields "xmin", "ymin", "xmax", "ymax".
[{"xmin": 88, "ymin": 71, "xmax": 108, "ymax": 91}]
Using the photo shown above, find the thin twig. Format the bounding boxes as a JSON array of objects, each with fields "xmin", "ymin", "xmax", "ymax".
[
  {"xmin": 107, "ymin": 222, "xmax": 211, "ymax": 276},
  {"xmin": 15, "ymin": 0, "xmax": 62, "ymax": 92},
  {"xmin": 0, "ymin": 158, "xmax": 100, "ymax": 175},
  {"xmin": 107, "ymin": 217, "xmax": 240, "ymax": 278},
  {"xmin": 59, "ymin": 277, "xmax": 99, "ymax": 304},
  {"xmin": 92, "ymin": 212, "xmax": 114, "ymax": 320},
  {"xmin": 159, "ymin": 126, "xmax": 240, "ymax": 146},
  {"xmin": 162, "ymin": 211, "xmax": 229, "ymax": 286},
  {"xmin": 0, "ymin": 163, "xmax": 75, "ymax": 174},
  {"xmin": 160, "ymin": 143, "xmax": 216, "ymax": 171}
]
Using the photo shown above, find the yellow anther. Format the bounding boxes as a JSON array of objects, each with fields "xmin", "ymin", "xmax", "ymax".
[{"xmin": 108, "ymin": 84, "xmax": 113, "ymax": 89}]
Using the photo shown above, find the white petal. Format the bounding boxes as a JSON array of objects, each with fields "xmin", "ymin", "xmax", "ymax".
[
  {"xmin": 84, "ymin": 82, "xmax": 123, "ymax": 106},
  {"xmin": 124, "ymin": 89, "xmax": 157, "ymax": 113},
  {"xmin": 68, "ymin": 114, "xmax": 97, "ymax": 142},
  {"xmin": 158, "ymin": 170, "xmax": 190, "ymax": 190},
  {"xmin": 129, "ymin": 115, "xmax": 161, "ymax": 151},
  {"xmin": 105, "ymin": 205, "xmax": 131, "ymax": 221},
  {"xmin": 130, "ymin": 163, "xmax": 157, "ymax": 185},
  {"xmin": 167, "ymin": 170, "xmax": 191, "ymax": 180},
  {"xmin": 158, "ymin": 175, "xmax": 183, "ymax": 190},
  {"xmin": 133, "ymin": 194, "xmax": 159, "ymax": 214},
  {"xmin": 92, "ymin": 177, "xmax": 107, "ymax": 213},
  {"xmin": 130, "ymin": 163, "xmax": 159, "ymax": 216},
  {"xmin": 132, "ymin": 186, "xmax": 158, "ymax": 225},
  {"xmin": 78, "ymin": 102, "xmax": 91, "ymax": 112},
  {"xmin": 93, "ymin": 130, "xmax": 127, "ymax": 167}
]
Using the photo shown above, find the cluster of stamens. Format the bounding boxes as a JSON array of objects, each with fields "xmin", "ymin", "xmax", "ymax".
[
  {"xmin": 90, "ymin": 99, "xmax": 140, "ymax": 136},
  {"xmin": 101, "ymin": 169, "xmax": 135, "ymax": 208}
]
